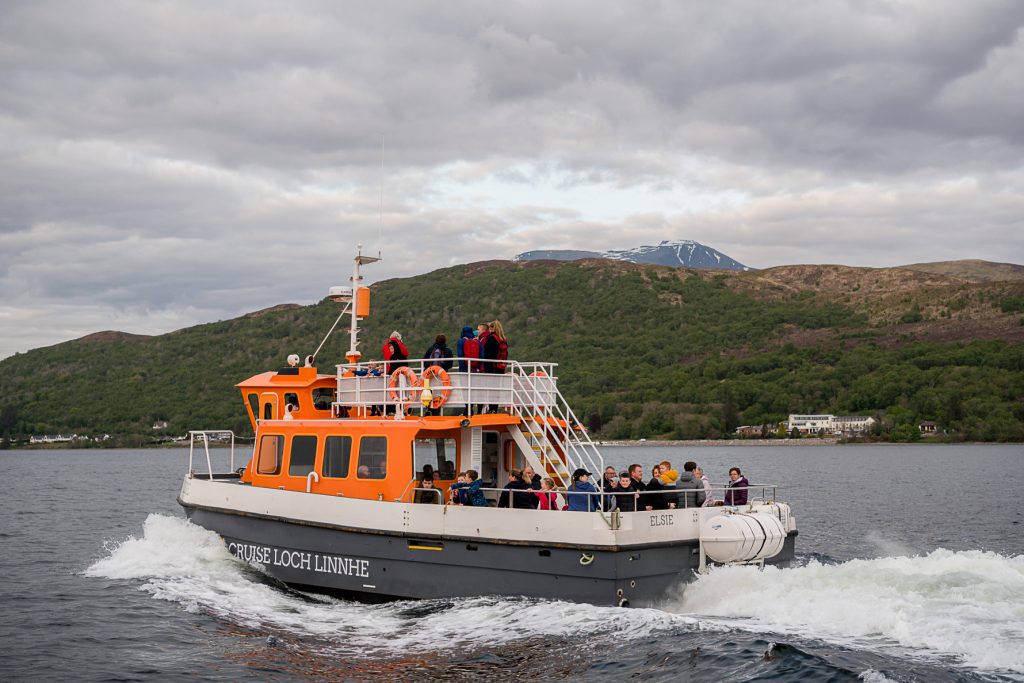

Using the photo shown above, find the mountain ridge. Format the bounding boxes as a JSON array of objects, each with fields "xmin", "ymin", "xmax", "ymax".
[{"xmin": 515, "ymin": 239, "xmax": 751, "ymax": 271}]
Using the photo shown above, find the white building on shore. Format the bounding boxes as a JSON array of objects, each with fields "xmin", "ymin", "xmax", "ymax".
[{"xmin": 787, "ymin": 414, "xmax": 876, "ymax": 436}]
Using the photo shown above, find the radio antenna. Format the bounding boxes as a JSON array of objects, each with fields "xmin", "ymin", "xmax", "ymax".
[{"xmin": 377, "ymin": 134, "xmax": 384, "ymax": 256}]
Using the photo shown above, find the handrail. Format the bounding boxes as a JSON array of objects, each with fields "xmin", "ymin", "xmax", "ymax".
[{"xmin": 187, "ymin": 430, "xmax": 237, "ymax": 478}]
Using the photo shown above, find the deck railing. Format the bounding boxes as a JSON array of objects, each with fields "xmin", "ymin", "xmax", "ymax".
[{"xmin": 187, "ymin": 430, "xmax": 238, "ymax": 479}]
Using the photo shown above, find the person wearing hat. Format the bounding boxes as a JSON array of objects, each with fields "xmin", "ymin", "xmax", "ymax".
[{"xmin": 564, "ymin": 468, "xmax": 599, "ymax": 512}]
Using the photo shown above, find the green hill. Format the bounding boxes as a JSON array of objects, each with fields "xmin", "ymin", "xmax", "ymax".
[{"xmin": 2, "ymin": 259, "xmax": 1023, "ymax": 445}]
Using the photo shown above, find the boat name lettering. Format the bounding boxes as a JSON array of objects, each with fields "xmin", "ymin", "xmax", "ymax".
[
  {"xmin": 227, "ymin": 542, "xmax": 370, "ymax": 577},
  {"xmin": 650, "ymin": 514, "xmax": 674, "ymax": 527}
]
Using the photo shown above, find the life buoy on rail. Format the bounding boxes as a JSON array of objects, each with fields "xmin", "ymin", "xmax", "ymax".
[
  {"xmin": 421, "ymin": 366, "xmax": 452, "ymax": 409},
  {"xmin": 388, "ymin": 366, "xmax": 422, "ymax": 403}
]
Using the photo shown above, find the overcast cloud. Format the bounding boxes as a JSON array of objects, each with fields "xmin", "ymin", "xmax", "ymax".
[{"xmin": 2, "ymin": 0, "xmax": 1023, "ymax": 358}]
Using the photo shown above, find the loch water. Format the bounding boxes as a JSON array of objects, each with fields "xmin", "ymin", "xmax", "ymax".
[{"xmin": 1, "ymin": 444, "xmax": 1022, "ymax": 682}]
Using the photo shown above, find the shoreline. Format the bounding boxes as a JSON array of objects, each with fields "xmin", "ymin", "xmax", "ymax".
[{"xmin": 597, "ymin": 438, "xmax": 839, "ymax": 447}]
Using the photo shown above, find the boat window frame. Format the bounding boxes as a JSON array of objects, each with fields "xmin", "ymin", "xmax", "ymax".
[
  {"xmin": 322, "ymin": 435, "xmax": 353, "ymax": 479},
  {"xmin": 287, "ymin": 434, "xmax": 318, "ymax": 478},
  {"xmin": 311, "ymin": 387, "xmax": 334, "ymax": 412},
  {"xmin": 356, "ymin": 435, "xmax": 388, "ymax": 480},
  {"xmin": 412, "ymin": 437, "xmax": 458, "ymax": 481},
  {"xmin": 256, "ymin": 433, "xmax": 284, "ymax": 475},
  {"xmin": 246, "ymin": 393, "xmax": 259, "ymax": 424}
]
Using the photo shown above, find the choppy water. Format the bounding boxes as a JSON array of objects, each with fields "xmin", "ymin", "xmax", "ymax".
[{"xmin": 1, "ymin": 445, "xmax": 1022, "ymax": 681}]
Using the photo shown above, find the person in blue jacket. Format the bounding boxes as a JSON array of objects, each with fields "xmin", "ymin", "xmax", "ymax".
[
  {"xmin": 449, "ymin": 469, "xmax": 487, "ymax": 506},
  {"xmin": 565, "ymin": 468, "xmax": 599, "ymax": 511}
]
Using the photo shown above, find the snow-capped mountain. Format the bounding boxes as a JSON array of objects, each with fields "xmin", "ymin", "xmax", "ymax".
[{"xmin": 514, "ymin": 240, "xmax": 751, "ymax": 271}]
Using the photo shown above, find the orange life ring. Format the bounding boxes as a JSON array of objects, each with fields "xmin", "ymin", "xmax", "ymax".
[
  {"xmin": 421, "ymin": 366, "xmax": 452, "ymax": 408},
  {"xmin": 387, "ymin": 366, "xmax": 421, "ymax": 402}
]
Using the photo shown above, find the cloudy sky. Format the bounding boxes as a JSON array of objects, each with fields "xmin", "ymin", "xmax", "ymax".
[{"xmin": 2, "ymin": 0, "xmax": 1023, "ymax": 358}]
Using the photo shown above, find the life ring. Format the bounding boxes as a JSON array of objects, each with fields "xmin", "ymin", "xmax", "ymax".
[
  {"xmin": 387, "ymin": 366, "xmax": 421, "ymax": 403},
  {"xmin": 421, "ymin": 366, "xmax": 452, "ymax": 408}
]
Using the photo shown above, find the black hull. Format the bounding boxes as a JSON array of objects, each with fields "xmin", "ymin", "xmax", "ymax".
[{"xmin": 182, "ymin": 504, "xmax": 797, "ymax": 607}]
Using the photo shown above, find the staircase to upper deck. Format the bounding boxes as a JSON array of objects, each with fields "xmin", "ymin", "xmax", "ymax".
[{"xmin": 505, "ymin": 365, "xmax": 604, "ymax": 489}]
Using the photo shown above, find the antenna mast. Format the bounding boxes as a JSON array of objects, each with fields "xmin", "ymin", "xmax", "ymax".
[{"xmin": 346, "ymin": 243, "xmax": 380, "ymax": 364}]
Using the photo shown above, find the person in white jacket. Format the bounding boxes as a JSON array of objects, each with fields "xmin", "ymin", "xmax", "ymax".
[{"xmin": 695, "ymin": 466, "xmax": 715, "ymax": 506}]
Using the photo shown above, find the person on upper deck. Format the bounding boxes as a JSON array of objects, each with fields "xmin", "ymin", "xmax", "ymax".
[
  {"xmin": 457, "ymin": 325, "xmax": 481, "ymax": 373},
  {"xmin": 498, "ymin": 469, "xmax": 534, "ymax": 509},
  {"xmin": 488, "ymin": 320, "xmax": 509, "ymax": 374},
  {"xmin": 724, "ymin": 467, "xmax": 749, "ymax": 506},
  {"xmin": 678, "ymin": 461, "xmax": 707, "ymax": 508},
  {"xmin": 424, "ymin": 335, "xmax": 454, "ymax": 371},
  {"xmin": 564, "ymin": 468, "xmax": 599, "ymax": 512},
  {"xmin": 383, "ymin": 331, "xmax": 409, "ymax": 375},
  {"xmin": 450, "ymin": 469, "xmax": 487, "ymax": 507}
]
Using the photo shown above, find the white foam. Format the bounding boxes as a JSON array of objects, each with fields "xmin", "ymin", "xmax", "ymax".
[
  {"xmin": 666, "ymin": 549, "xmax": 1024, "ymax": 674},
  {"xmin": 86, "ymin": 514, "xmax": 701, "ymax": 655}
]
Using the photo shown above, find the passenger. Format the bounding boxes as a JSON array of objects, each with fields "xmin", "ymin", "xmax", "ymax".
[
  {"xmin": 477, "ymin": 323, "xmax": 492, "ymax": 372},
  {"xmin": 456, "ymin": 325, "xmax": 480, "ymax": 373},
  {"xmin": 613, "ymin": 471, "xmax": 639, "ymax": 512},
  {"xmin": 449, "ymin": 469, "xmax": 487, "ymax": 506},
  {"xmin": 489, "ymin": 320, "xmax": 509, "ymax": 373},
  {"xmin": 659, "ymin": 460, "xmax": 680, "ymax": 508},
  {"xmin": 601, "ymin": 466, "xmax": 618, "ymax": 511},
  {"xmin": 413, "ymin": 475, "xmax": 442, "ymax": 504},
  {"xmin": 441, "ymin": 459, "xmax": 456, "ymax": 480},
  {"xmin": 678, "ymin": 461, "xmax": 707, "ymax": 508},
  {"xmin": 373, "ymin": 457, "xmax": 387, "ymax": 479},
  {"xmin": 382, "ymin": 331, "xmax": 409, "ymax": 375},
  {"xmin": 564, "ymin": 468, "xmax": 599, "ymax": 512},
  {"xmin": 535, "ymin": 477, "xmax": 559, "ymax": 510},
  {"xmin": 695, "ymin": 466, "xmax": 715, "ymax": 506},
  {"xmin": 646, "ymin": 464, "xmax": 669, "ymax": 510},
  {"xmin": 724, "ymin": 467, "xmax": 749, "ymax": 506},
  {"xmin": 421, "ymin": 464, "xmax": 435, "ymax": 480},
  {"xmin": 522, "ymin": 465, "xmax": 542, "ymax": 490},
  {"xmin": 353, "ymin": 361, "xmax": 383, "ymax": 377},
  {"xmin": 451, "ymin": 472, "xmax": 469, "ymax": 505},
  {"xmin": 357, "ymin": 464, "xmax": 371, "ymax": 477},
  {"xmin": 497, "ymin": 469, "xmax": 533, "ymax": 509},
  {"xmin": 628, "ymin": 464, "xmax": 648, "ymax": 494},
  {"xmin": 423, "ymin": 334, "xmax": 454, "ymax": 371}
]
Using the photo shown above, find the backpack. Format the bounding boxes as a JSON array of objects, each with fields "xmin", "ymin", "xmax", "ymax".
[
  {"xmin": 495, "ymin": 337, "xmax": 508, "ymax": 371},
  {"xmin": 429, "ymin": 346, "xmax": 444, "ymax": 366}
]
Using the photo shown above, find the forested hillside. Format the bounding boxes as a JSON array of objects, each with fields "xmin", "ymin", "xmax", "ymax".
[{"xmin": 2, "ymin": 259, "xmax": 1023, "ymax": 444}]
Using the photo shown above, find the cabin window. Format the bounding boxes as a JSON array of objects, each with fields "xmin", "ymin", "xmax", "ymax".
[
  {"xmin": 357, "ymin": 436, "xmax": 387, "ymax": 479},
  {"xmin": 263, "ymin": 403, "xmax": 274, "ymax": 420},
  {"xmin": 312, "ymin": 388, "xmax": 334, "ymax": 411},
  {"xmin": 284, "ymin": 393, "xmax": 299, "ymax": 409},
  {"xmin": 256, "ymin": 435, "xmax": 283, "ymax": 475},
  {"xmin": 413, "ymin": 438, "xmax": 457, "ymax": 480},
  {"xmin": 288, "ymin": 435, "xmax": 317, "ymax": 477},
  {"xmin": 504, "ymin": 440, "xmax": 525, "ymax": 472},
  {"xmin": 247, "ymin": 394, "xmax": 259, "ymax": 422},
  {"xmin": 322, "ymin": 436, "xmax": 352, "ymax": 478}
]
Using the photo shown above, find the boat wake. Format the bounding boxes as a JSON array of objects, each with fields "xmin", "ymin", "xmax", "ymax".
[
  {"xmin": 84, "ymin": 514, "xmax": 698, "ymax": 656},
  {"xmin": 86, "ymin": 514, "xmax": 1024, "ymax": 678},
  {"xmin": 664, "ymin": 549, "xmax": 1024, "ymax": 676}
]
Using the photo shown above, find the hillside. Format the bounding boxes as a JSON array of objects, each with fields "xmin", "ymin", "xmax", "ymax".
[
  {"xmin": 899, "ymin": 260, "xmax": 1024, "ymax": 283},
  {"xmin": 1, "ymin": 260, "xmax": 1022, "ymax": 444}
]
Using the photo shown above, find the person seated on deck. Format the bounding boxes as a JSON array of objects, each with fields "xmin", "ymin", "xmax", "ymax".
[
  {"xmin": 497, "ymin": 469, "xmax": 533, "ymax": 509},
  {"xmin": 449, "ymin": 469, "xmax": 487, "ymax": 507},
  {"xmin": 646, "ymin": 464, "xmax": 670, "ymax": 510},
  {"xmin": 723, "ymin": 467, "xmax": 749, "ymax": 506},
  {"xmin": 678, "ymin": 461, "xmax": 707, "ymax": 508},
  {"xmin": 413, "ymin": 475, "xmax": 443, "ymax": 504},
  {"xmin": 613, "ymin": 471, "xmax": 640, "ymax": 512},
  {"xmin": 564, "ymin": 468, "xmax": 599, "ymax": 512},
  {"xmin": 534, "ymin": 477, "xmax": 559, "ymax": 510}
]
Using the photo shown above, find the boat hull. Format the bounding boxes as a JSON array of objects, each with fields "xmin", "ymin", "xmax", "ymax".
[{"xmin": 182, "ymin": 503, "xmax": 797, "ymax": 607}]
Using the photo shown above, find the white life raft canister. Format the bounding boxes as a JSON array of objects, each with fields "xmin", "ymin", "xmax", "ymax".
[{"xmin": 699, "ymin": 511, "xmax": 787, "ymax": 564}]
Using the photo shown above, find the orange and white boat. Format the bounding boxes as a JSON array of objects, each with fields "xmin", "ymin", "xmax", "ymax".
[{"xmin": 179, "ymin": 248, "xmax": 798, "ymax": 606}]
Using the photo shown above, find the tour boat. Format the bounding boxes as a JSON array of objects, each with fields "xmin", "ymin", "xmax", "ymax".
[{"xmin": 178, "ymin": 248, "xmax": 798, "ymax": 607}]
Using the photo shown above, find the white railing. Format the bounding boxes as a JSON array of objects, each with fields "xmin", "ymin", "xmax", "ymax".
[{"xmin": 187, "ymin": 430, "xmax": 238, "ymax": 479}]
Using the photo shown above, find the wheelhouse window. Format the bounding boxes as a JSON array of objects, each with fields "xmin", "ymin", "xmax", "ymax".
[
  {"xmin": 284, "ymin": 393, "xmax": 299, "ymax": 409},
  {"xmin": 312, "ymin": 388, "xmax": 334, "ymax": 411},
  {"xmin": 256, "ymin": 435, "xmax": 283, "ymax": 475},
  {"xmin": 247, "ymin": 393, "xmax": 259, "ymax": 422},
  {"xmin": 288, "ymin": 435, "xmax": 317, "ymax": 477},
  {"xmin": 357, "ymin": 436, "xmax": 387, "ymax": 479},
  {"xmin": 413, "ymin": 438, "xmax": 457, "ymax": 480},
  {"xmin": 322, "ymin": 436, "xmax": 352, "ymax": 478}
]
